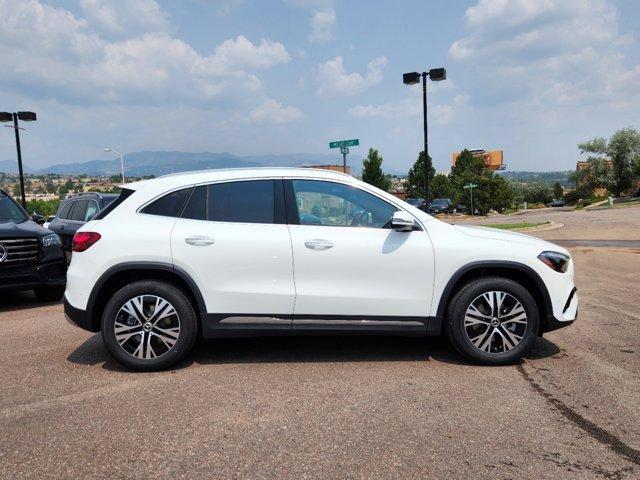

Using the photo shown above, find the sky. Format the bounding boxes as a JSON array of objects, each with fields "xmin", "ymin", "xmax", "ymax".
[{"xmin": 0, "ymin": 0, "xmax": 639, "ymax": 174}]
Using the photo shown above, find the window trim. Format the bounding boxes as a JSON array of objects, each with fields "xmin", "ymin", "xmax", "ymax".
[{"xmin": 284, "ymin": 179, "xmax": 409, "ymax": 230}]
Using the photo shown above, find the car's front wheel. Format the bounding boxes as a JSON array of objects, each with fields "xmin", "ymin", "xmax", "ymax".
[
  {"xmin": 445, "ymin": 277, "xmax": 539, "ymax": 365},
  {"xmin": 101, "ymin": 280, "xmax": 198, "ymax": 371}
]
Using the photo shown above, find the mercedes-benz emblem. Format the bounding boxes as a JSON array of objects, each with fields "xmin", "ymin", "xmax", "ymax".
[{"xmin": 0, "ymin": 243, "xmax": 7, "ymax": 263}]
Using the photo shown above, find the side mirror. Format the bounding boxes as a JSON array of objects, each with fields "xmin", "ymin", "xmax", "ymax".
[
  {"xmin": 390, "ymin": 211, "xmax": 415, "ymax": 231},
  {"xmin": 32, "ymin": 214, "xmax": 45, "ymax": 225}
]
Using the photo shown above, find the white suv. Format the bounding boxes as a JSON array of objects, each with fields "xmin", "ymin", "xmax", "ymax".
[{"xmin": 64, "ymin": 168, "xmax": 578, "ymax": 371}]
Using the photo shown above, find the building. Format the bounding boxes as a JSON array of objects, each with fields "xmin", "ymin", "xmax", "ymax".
[
  {"xmin": 302, "ymin": 164, "xmax": 352, "ymax": 175},
  {"xmin": 452, "ymin": 149, "xmax": 505, "ymax": 171}
]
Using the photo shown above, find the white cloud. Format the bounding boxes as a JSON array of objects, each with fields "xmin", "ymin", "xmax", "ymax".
[
  {"xmin": 249, "ymin": 99, "xmax": 303, "ymax": 124},
  {"xmin": 448, "ymin": 0, "xmax": 640, "ymax": 111},
  {"xmin": 0, "ymin": 1, "xmax": 291, "ymax": 106},
  {"xmin": 80, "ymin": 0, "xmax": 170, "ymax": 38},
  {"xmin": 316, "ymin": 55, "xmax": 387, "ymax": 96},
  {"xmin": 308, "ymin": 7, "xmax": 335, "ymax": 43},
  {"xmin": 349, "ymin": 93, "xmax": 470, "ymax": 125}
]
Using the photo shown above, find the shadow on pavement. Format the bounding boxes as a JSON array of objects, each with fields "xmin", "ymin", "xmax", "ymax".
[
  {"xmin": 0, "ymin": 290, "xmax": 60, "ymax": 313},
  {"xmin": 68, "ymin": 333, "xmax": 562, "ymax": 371}
]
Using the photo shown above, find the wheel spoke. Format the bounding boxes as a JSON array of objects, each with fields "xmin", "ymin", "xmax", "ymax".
[
  {"xmin": 499, "ymin": 325, "xmax": 523, "ymax": 350},
  {"xmin": 121, "ymin": 297, "xmax": 146, "ymax": 323},
  {"xmin": 150, "ymin": 298, "xmax": 177, "ymax": 325},
  {"xmin": 501, "ymin": 312, "xmax": 527, "ymax": 325},
  {"xmin": 115, "ymin": 329, "xmax": 142, "ymax": 345},
  {"xmin": 481, "ymin": 292, "xmax": 495, "ymax": 316},
  {"xmin": 470, "ymin": 327, "xmax": 494, "ymax": 352},
  {"xmin": 467, "ymin": 303, "xmax": 492, "ymax": 320},
  {"xmin": 464, "ymin": 315, "xmax": 490, "ymax": 327}
]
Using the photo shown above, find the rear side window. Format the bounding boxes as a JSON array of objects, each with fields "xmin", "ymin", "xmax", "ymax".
[
  {"xmin": 208, "ymin": 180, "xmax": 274, "ymax": 224},
  {"xmin": 93, "ymin": 189, "xmax": 134, "ymax": 220},
  {"xmin": 181, "ymin": 186, "xmax": 207, "ymax": 221},
  {"xmin": 69, "ymin": 200, "xmax": 88, "ymax": 221},
  {"xmin": 57, "ymin": 202, "xmax": 73, "ymax": 220},
  {"xmin": 85, "ymin": 201, "xmax": 99, "ymax": 221},
  {"xmin": 142, "ymin": 187, "xmax": 192, "ymax": 217}
]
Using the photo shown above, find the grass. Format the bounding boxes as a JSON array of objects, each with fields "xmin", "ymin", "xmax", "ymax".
[{"xmin": 480, "ymin": 221, "xmax": 549, "ymax": 230}]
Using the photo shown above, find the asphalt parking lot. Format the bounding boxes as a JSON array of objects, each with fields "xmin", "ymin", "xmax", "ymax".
[{"xmin": 1, "ymin": 205, "xmax": 639, "ymax": 479}]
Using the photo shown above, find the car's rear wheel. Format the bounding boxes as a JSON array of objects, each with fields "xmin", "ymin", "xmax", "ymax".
[
  {"xmin": 445, "ymin": 277, "xmax": 539, "ymax": 365},
  {"xmin": 101, "ymin": 280, "xmax": 198, "ymax": 371}
]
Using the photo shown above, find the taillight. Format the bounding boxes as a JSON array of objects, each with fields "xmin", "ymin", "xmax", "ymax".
[{"xmin": 72, "ymin": 232, "xmax": 101, "ymax": 252}]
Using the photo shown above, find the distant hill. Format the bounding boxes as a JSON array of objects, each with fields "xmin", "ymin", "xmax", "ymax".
[
  {"xmin": 498, "ymin": 170, "xmax": 574, "ymax": 187},
  {"xmin": 0, "ymin": 151, "xmax": 346, "ymax": 177},
  {"xmin": 0, "ymin": 160, "xmax": 34, "ymax": 174}
]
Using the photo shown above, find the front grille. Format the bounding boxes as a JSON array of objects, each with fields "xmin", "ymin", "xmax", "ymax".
[{"xmin": 0, "ymin": 238, "xmax": 40, "ymax": 266}]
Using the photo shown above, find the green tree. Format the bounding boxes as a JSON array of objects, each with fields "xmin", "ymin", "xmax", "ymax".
[
  {"xmin": 578, "ymin": 127, "xmax": 640, "ymax": 196},
  {"xmin": 430, "ymin": 173, "xmax": 453, "ymax": 199},
  {"xmin": 450, "ymin": 149, "xmax": 514, "ymax": 214},
  {"xmin": 361, "ymin": 148, "xmax": 391, "ymax": 192},
  {"xmin": 553, "ymin": 181, "xmax": 563, "ymax": 199},
  {"xmin": 572, "ymin": 158, "xmax": 615, "ymax": 195},
  {"xmin": 405, "ymin": 151, "xmax": 435, "ymax": 199}
]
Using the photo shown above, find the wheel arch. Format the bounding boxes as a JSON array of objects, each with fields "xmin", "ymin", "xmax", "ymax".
[
  {"xmin": 435, "ymin": 261, "xmax": 553, "ymax": 334},
  {"xmin": 86, "ymin": 262, "xmax": 207, "ymax": 333}
]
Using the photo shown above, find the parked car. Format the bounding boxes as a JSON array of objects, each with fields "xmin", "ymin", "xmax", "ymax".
[
  {"xmin": 547, "ymin": 199, "xmax": 566, "ymax": 208},
  {"xmin": 0, "ymin": 189, "xmax": 66, "ymax": 301},
  {"xmin": 48, "ymin": 192, "xmax": 118, "ymax": 252},
  {"xmin": 405, "ymin": 198, "xmax": 425, "ymax": 208},
  {"xmin": 64, "ymin": 168, "xmax": 578, "ymax": 371},
  {"xmin": 429, "ymin": 198, "xmax": 453, "ymax": 214}
]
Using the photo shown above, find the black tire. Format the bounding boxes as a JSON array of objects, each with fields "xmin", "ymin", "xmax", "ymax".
[
  {"xmin": 445, "ymin": 277, "xmax": 539, "ymax": 365},
  {"xmin": 34, "ymin": 286, "xmax": 65, "ymax": 302},
  {"xmin": 101, "ymin": 280, "xmax": 198, "ymax": 371}
]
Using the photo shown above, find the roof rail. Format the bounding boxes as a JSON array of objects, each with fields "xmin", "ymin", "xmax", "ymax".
[{"xmin": 158, "ymin": 166, "xmax": 353, "ymax": 179}]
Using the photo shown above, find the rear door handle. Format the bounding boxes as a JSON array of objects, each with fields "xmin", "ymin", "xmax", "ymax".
[
  {"xmin": 304, "ymin": 239, "xmax": 334, "ymax": 250},
  {"xmin": 185, "ymin": 236, "xmax": 215, "ymax": 246}
]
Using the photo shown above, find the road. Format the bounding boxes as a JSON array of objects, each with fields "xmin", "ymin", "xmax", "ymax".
[{"xmin": 1, "ymin": 205, "xmax": 639, "ymax": 479}]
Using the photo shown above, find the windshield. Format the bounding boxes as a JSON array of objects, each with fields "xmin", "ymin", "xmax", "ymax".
[{"xmin": 0, "ymin": 194, "xmax": 28, "ymax": 223}]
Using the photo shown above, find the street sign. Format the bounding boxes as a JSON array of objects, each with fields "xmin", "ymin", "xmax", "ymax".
[
  {"xmin": 340, "ymin": 146, "xmax": 349, "ymax": 155},
  {"xmin": 329, "ymin": 139, "xmax": 359, "ymax": 149},
  {"xmin": 463, "ymin": 183, "xmax": 478, "ymax": 189}
]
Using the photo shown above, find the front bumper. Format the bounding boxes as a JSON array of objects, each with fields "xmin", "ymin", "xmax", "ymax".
[
  {"xmin": 543, "ymin": 287, "xmax": 578, "ymax": 333},
  {"xmin": 0, "ymin": 258, "xmax": 66, "ymax": 292},
  {"xmin": 64, "ymin": 295, "xmax": 97, "ymax": 332}
]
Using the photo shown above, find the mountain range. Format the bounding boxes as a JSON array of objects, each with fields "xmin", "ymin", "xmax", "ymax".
[{"xmin": 0, "ymin": 151, "xmax": 353, "ymax": 177}]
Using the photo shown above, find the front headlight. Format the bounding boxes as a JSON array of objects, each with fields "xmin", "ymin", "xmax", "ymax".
[
  {"xmin": 538, "ymin": 251, "xmax": 570, "ymax": 273},
  {"xmin": 42, "ymin": 233, "xmax": 62, "ymax": 248}
]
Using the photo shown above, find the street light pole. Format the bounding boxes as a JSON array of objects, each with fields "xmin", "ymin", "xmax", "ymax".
[
  {"xmin": 403, "ymin": 68, "xmax": 446, "ymax": 208},
  {"xmin": 12, "ymin": 113, "xmax": 27, "ymax": 209},
  {"xmin": 1, "ymin": 111, "xmax": 37, "ymax": 209},
  {"xmin": 422, "ymin": 72, "xmax": 429, "ymax": 205},
  {"xmin": 104, "ymin": 147, "xmax": 125, "ymax": 183}
]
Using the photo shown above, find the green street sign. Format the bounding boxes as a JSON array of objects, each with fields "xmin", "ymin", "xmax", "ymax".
[
  {"xmin": 340, "ymin": 146, "xmax": 349, "ymax": 155},
  {"xmin": 329, "ymin": 139, "xmax": 359, "ymax": 149},
  {"xmin": 463, "ymin": 183, "xmax": 478, "ymax": 189}
]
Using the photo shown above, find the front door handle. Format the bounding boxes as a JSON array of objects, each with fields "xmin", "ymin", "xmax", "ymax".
[
  {"xmin": 304, "ymin": 239, "xmax": 334, "ymax": 250},
  {"xmin": 185, "ymin": 236, "xmax": 215, "ymax": 246}
]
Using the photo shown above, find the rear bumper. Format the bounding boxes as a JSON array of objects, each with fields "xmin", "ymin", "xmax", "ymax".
[{"xmin": 64, "ymin": 295, "xmax": 97, "ymax": 332}]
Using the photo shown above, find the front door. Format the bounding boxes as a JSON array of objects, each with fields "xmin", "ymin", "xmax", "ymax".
[
  {"xmin": 170, "ymin": 179, "xmax": 295, "ymax": 336},
  {"xmin": 286, "ymin": 179, "xmax": 435, "ymax": 333}
]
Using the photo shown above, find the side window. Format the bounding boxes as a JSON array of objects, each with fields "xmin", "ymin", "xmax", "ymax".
[
  {"xmin": 57, "ymin": 202, "xmax": 73, "ymax": 220},
  {"xmin": 85, "ymin": 201, "xmax": 99, "ymax": 221},
  {"xmin": 181, "ymin": 185, "xmax": 207, "ymax": 221},
  {"xmin": 208, "ymin": 180, "xmax": 274, "ymax": 224},
  {"xmin": 69, "ymin": 200, "xmax": 88, "ymax": 222},
  {"xmin": 291, "ymin": 180, "xmax": 397, "ymax": 228},
  {"xmin": 142, "ymin": 187, "xmax": 192, "ymax": 217}
]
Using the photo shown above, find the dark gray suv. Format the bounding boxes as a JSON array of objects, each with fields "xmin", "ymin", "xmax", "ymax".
[{"xmin": 48, "ymin": 192, "xmax": 117, "ymax": 252}]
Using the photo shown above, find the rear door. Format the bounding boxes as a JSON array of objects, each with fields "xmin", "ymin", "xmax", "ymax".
[
  {"xmin": 170, "ymin": 179, "xmax": 295, "ymax": 336},
  {"xmin": 49, "ymin": 200, "xmax": 79, "ymax": 251}
]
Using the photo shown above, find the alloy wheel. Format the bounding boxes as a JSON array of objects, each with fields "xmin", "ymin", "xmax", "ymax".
[
  {"xmin": 114, "ymin": 295, "xmax": 180, "ymax": 360},
  {"xmin": 463, "ymin": 290, "xmax": 528, "ymax": 354}
]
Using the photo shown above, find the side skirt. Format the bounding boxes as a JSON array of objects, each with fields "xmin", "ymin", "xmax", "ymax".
[{"xmin": 203, "ymin": 314, "xmax": 438, "ymax": 338}]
